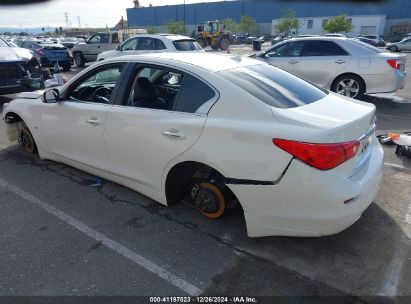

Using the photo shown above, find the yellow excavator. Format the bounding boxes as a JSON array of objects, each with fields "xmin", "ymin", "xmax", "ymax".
[{"xmin": 196, "ymin": 20, "xmax": 234, "ymax": 51}]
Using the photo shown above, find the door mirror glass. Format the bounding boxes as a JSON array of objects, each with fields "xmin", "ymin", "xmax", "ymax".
[{"xmin": 42, "ymin": 88, "xmax": 60, "ymax": 103}]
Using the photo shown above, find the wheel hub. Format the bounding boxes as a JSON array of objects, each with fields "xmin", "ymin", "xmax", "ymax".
[
  {"xmin": 194, "ymin": 188, "xmax": 219, "ymax": 213},
  {"xmin": 337, "ymin": 79, "xmax": 360, "ymax": 98}
]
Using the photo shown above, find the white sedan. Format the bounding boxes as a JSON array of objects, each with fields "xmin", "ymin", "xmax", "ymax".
[
  {"xmin": 97, "ymin": 34, "xmax": 204, "ymax": 61},
  {"xmin": 2, "ymin": 53, "xmax": 383, "ymax": 237}
]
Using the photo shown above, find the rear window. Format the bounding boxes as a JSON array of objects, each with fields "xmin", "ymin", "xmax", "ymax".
[
  {"xmin": 173, "ymin": 40, "xmax": 202, "ymax": 51},
  {"xmin": 350, "ymin": 39, "xmax": 383, "ymax": 53},
  {"xmin": 219, "ymin": 64, "xmax": 327, "ymax": 109}
]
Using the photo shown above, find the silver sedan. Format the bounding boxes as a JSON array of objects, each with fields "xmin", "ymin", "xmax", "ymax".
[
  {"xmin": 386, "ymin": 38, "xmax": 411, "ymax": 52},
  {"xmin": 253, "ymin": 37, "xmax": 407, "ymax": 99}
]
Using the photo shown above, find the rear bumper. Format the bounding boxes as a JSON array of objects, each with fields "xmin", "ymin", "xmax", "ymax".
[
  {"xmin": 228, "ymin": 139, "xmax": 384, "ymax": 237},
  {"xmin": 364, "ymin": 70, "xmax": 407, "ymax": 94},
  {"xmin": 40, "ymin": 57, "xmax": 73, "ymax": 67}
]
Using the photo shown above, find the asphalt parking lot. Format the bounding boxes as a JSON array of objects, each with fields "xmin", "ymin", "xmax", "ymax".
[{"xmin": 0, "ymin": 44, "xmax": 410, "ymax": 302}]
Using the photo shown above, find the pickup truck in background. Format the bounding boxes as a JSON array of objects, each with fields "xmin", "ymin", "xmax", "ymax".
[{"xmin": 71, "ymin": 32, "xmax": 119, "ymax": 67}]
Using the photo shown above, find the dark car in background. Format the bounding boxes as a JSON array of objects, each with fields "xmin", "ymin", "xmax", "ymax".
[
  {"xmin": 357, "ymin": 35, "xmax": 385, "ymax": 46},
  {"xmin": 17, "ymin": 40, "xmax": 73, "ymax": 71},
  {"xmin": 353, "ymin": 37, "xmax": 378, "ymax": 46},
  {"xmin": 0, "ymin": 36, "xmax": 44, "ymax": 95}
]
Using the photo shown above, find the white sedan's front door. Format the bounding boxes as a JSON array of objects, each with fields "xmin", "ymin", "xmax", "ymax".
[
  {"xmin": 42, "ymin": 102, "xmax": 110, "ymax": 170},
  {"xmin": 41, "ymin": 64, "xmax": 124, "ymax": 171},
  {"xmin": 104, "ymin": 66, "xmax": 216, "ymax": 194}
]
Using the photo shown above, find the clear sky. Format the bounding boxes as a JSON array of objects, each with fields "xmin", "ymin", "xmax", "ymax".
[{"xmin": 0, "ymin": 0, "xmax": 231, "ymax": 29}]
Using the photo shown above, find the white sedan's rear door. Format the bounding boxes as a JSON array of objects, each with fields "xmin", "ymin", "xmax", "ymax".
[{"xmin": 104, "ymin": 66, "xmax": 216, "ymax": 193}]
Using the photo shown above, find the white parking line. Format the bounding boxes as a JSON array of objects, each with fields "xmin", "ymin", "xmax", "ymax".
[
  {"xmin": 406, "ymin": 204, "xmax": 411, "ymax": 226},
  {"xmin": 384, "ymin": 162, "xmax": 411, "ymax": 171},
  {"xmin": 0, "ymin": 178, "xmax": 203, "ymax": 296},
  {"xmin": 381, "ymin": 233, "xmax": 410, "ymax": 296}
]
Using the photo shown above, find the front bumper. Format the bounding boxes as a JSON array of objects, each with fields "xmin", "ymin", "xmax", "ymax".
[
  {"xmin": 40, "ymin": 57, "xmax": 73, "ymax": 67},
  {"xmin": 0, "ymin": 78, "xmax": 43, "ymax": 95},
  {"xmin": 228, "ymin": 139, "xmax": 384, "ymax": 237}
]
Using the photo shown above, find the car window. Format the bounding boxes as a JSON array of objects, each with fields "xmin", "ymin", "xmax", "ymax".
[
  {"xmin": 89, "ymin": 34, "xmax": 101, "ymax": 44},
  {"xmin": 173, "ymin": 40, "xmax": 202, "ymax": 51},
  {"xmin": 266, "ymin": 41, "xmax": 306, "ymax": 57},
  {"xmin": 126, "ymin": 66, "xmax": 183, "ymax": 110},
  {"xmin": 350, "ymin": 39, "xmax": 383, "ymax": 53},
  {"xmin": 89, "ymin": 34, "xmax": 110, "ymax": 44},
  {"xmin": 112, "ymin": 33, "xmax": 119, "ymax": 44},
  {"xmin": 122, "ymin": 38, "xmax": 138, "ymax": 51},
  {"xmin": 303, "ymin": 40, "xmax": 349, "ymax": 56},
  {"xmin": 68, "ymin": 65, "xmax": 123, "ymax": 103},
  {"xmin": 135, "ymin": 37, "xmax": 164, "ymax": 50},
  {"xmin": 219, "ymin": 64, "xmax": 327, "ymax": 109},
  {"xmin": 173, "ymin": 74, "xmax": 216, "ymax": 113}
]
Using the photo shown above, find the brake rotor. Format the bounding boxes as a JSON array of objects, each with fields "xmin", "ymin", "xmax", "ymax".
[
  {"xmin": 20, "ymin": 128, "xmax": 35, "ymax": 154},
  {"xmin": 194, "ymin": 182, "xmax": 225, "ymax": 219}
]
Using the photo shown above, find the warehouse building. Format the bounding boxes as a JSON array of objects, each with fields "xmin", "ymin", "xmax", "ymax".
[
  {"xmin": 127, "ymin": 0, "xmax": 411, "ymax": 39},
  {"xmin": 273, "ymin": 15, "xmax": 387, "ymax": 37}
]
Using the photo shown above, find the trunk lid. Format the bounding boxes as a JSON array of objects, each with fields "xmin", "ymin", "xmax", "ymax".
[{"xmin": 272, "ymin": 93, "xmax": 376, "ymax": 176}]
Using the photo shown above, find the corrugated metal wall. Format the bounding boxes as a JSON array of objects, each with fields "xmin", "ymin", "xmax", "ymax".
[{"xmin": 127, "ymin": 0, "xmax": 411, "ymax": 27}]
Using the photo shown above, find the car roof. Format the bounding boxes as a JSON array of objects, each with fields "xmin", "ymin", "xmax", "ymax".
[
  {"xmin": 108, "ymin": 52, "xmax": 262, "ymax": 72},
  {"xmin": 287, "ymin": 36, "xmax": 349, "ymax": 42},
  {"xmin": 125, "ymin": 34, "xmax": 195, "ymax": 42}
]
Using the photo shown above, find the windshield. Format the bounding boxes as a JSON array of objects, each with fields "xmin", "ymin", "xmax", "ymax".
[
  {"xmin": 219, "ymin": 64, "xmax": 328, "ymax": 109},
  {"xmin": 0, "ymin": 37, "xmax": 10, "ymax": 47},
  {"xmin": 173, "ymin": 40, "xmax": 202, "ymax": 51}
]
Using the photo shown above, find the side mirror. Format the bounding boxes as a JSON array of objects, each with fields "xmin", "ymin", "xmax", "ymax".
[
  {"xmin": 116, "ymin": 44, "xmax": 121, "ymax": 51},
  {"xmin": 42, "ymin": 88, "xmax": 60, "ymax": 103}
]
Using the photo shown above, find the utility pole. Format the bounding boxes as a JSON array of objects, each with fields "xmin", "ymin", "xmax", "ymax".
[
  {"xmin": 65, "ymin": 12, "xmax": 69, "ymax": 28},
  {"xmin": 183, "ymin": 0, "xmax": 186, "ymax": 29}
]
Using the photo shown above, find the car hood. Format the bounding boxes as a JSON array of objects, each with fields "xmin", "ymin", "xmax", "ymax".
[
  {"xmin": 98, "ymin": 50, "xmax": 116, "ymax": 59},
  {"xmin": 16, "ymin": 90, "xmax": 47, "ymax": 99},
  {"xmin": 0, "ymin": 47, "xmax": 33, "ymax": 62}
]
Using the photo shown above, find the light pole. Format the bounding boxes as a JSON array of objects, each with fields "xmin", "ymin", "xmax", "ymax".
[{"xmin": 183, "ymin": 0, "xmax": 186, "ymax": 31}]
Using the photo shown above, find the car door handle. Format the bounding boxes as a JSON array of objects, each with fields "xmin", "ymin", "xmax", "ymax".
[
  {"xmin": 335, "ymin": 60, "xmax": 346, "ymax": 64},
  {"xmin": 162, "ymin": 130, "xmax": 185, "ymax": 138},
  {"xmin": 288, "ymin": 60, "xmax": 298, "ymax": 64},
  {"xmin": 86, "ymin": 118, "xmax": 102, "ymax": 125}
]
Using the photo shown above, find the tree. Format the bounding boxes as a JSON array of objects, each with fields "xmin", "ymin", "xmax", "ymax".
[
  {"xmin": 273, "ymin": 9, "xmax": 300, "ymax": 36},
  {"xmin": 164, "ymin": 20, "xmax": 187, "ymax": 35},
  {"xmin": 323, "ymin": 14, "xmax": 354, "ymax": 33},
  {"xmin": 222, "ymin": 18, "xmax": 239, "ymax": 33},
  {"xmin": 239, "ymin": 15, "xmax": 257, "ymax": 35},
  {"xmin": 146, "ymin": 25, "xmax": 158, "ymax": 34}
]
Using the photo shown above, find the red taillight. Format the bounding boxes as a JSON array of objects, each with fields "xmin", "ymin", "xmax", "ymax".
[
  {"xmin": 273, "ymin": 139, "xmax": 360, "ymax": 170},
  {"xmin": 387, "ymin": 59, "xmax": 401, "ymax": 70},
  {"xmin": 35, "ymin": 48, "xmax": 45, "ymax": 55}
]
